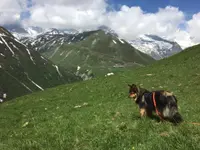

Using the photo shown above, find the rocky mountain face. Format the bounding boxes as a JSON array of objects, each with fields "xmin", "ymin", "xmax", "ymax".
[
  {"xmin": 0, "ymin": 26, "xmax": 81, "ymax": 100},
  {"xmin": 129, "ymin": 34, "xmax": 183, "ymax": 60}
]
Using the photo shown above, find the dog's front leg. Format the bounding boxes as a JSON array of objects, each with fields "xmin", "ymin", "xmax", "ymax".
[
  {"xmin": 146, "ymin": 109, "xmax": 153, "ymax": 117},
  {"xmin": 140, "ymin": 108, "xmax": 146, "ymax": 117}
]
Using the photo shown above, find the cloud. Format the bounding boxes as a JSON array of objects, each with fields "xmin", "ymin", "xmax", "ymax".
[
  {"xmin": 1, "ymin": 0, "xmax": 200, "ymax": 48},
  {"xmin": 187, "ymin": 12, "xmax": 200, "ymax": 43},
  {"xmin": 26, "ymin": 2, "xmax": 196, "ymax": 48},
  {"xmin": 103, "ymin": 5, "xmax": 199, "ymax": 48},
  {"xmin": 105, "ymin": 6, "xmax": 185, "ymax": 40},
  {"xmin": 0, "ymin": 0, "xmax": 27, "ymax": 24},
  {"xmin": 0, "ymin": 13, "xmax": 21, "ymax": 25},
  {"xmin": 24, "ymin": 0, "xmax": 107, "ymax": 30},
  {"xmin": 169, "ymin": 12, "xmax": 200, "ymax": 49},
  {"xmin": 168, "ymin": 30, "xmax": 196, "ymax": 49}
]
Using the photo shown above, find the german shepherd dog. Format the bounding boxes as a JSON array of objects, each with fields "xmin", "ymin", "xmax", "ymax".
[{"xmin": 128, "ymin": 84, "xmax": 183, "ymax": 124}]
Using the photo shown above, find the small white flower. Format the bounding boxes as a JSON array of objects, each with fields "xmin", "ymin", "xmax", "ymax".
[
  {"xmin": 83, "ymin": 102, "xmax": 88, "ymax": 106},
  {"xmin": 74, "ymin": 105, "xmax": 81, "ymax": 108},
  {"xmin": 22, "ymin": 122, "xmax": 29, "ymax": 127},
  {"xmin": 146, "ymin": 74, "xmax": 153, "ymax": 76}
]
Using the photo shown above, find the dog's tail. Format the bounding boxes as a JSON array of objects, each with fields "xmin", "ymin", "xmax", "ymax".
[
  {"xmin": 164, "ymin": 95, "xmax": 183, "ymax": 124},
  {"xmin": 171, "ymin": 112, "xmax": 183, "ymax": 124}
]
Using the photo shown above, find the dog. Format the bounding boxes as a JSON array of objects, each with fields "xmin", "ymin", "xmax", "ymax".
[{"xmin": 128, "ymin": 84, "xmax": 183, "ymax": 124}]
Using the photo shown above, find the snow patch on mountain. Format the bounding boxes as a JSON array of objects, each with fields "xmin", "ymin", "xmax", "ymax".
[
  {"xmin": 24, "ymin": 72, "xmax": 44, "ymax": 91},
  {"xmin": 113, "ymin": 40, "xmax": 117, "ymax": 44},
  {"xmin": 53, "ymin": 65, "xmax": 63, "ymax": 77},
  {"xmin": 0, "ymin": 36, "xmax": 15, "ymax": 56},
  {"xmin": 25, "ymin": 48, "xmax": 36, "ymax": 65},
  {"xmin": 118, "ymin": 38, "xmax": 125, "ymax": 44},
  {"xmin": 0, "ymin": 53, "xmax": 5, "ymax": 57}
]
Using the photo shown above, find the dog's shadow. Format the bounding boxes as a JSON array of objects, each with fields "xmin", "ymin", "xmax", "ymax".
[{"xmin": 132, "ymin": 114, "xmax": 181, "ymax": 126}]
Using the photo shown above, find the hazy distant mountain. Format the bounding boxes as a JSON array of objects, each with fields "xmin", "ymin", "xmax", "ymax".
[{"xmin": 129, "ymin": 34, "xmax": 183, "ymax": 60}]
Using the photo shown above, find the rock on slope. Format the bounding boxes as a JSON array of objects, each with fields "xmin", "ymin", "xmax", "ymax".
[{"xmin": 0, "ymin": 27, "xmax": 80, "ymax": 100}]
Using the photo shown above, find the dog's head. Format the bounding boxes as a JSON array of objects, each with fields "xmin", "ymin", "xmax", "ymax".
[{"xmin": 128, "ymin": 84, "xmax": 140, "ymax": 101}]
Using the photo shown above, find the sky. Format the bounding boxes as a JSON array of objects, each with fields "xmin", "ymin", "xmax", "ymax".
[
  {"xmin": 0, "ymin": 0, "xmax": 200, "ymax": 48},
  {"xmin": 108, "ymin": 0, "xmax": 200, "ymax": 17}
]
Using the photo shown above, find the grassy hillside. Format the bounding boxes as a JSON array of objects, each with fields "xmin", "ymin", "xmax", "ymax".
[
  {"xmin": 0, "ymin": 27, "xmax": 81, "ymax": 100},
  {"xmin": 0, "ymin": 44, "xmax": 200, "ymax": 150}
]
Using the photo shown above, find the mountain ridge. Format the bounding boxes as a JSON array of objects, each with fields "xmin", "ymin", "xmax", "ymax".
[
  {"xmin": 6, "ymin": 25, "xmax": 184, "ymax": 60},
  {"xmin": 19, "ymin": 29, "xmax": 155, "ymax": 76}
]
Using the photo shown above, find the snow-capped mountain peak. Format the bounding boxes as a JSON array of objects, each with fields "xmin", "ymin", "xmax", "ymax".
[
  {"xmin": 44, "ymin": 28, "xmax": 65, "ymax": 35},
  {"xmin": 10, "ymin": 26, "xmax": 44, "ymax": 39},
  {"xmin": 97, "ymin": 25, "xmax": 118, "ymax": 37},
  {"xmin": 25, "ymin": 27, "xmax": 43, "ymax": 36},
  {"xmin": 129, "ymin": 34, "xmax": 183, "ymax": 60}
]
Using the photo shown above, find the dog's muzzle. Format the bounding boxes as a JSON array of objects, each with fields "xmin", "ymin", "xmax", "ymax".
[{"xmin": 129, "ymin": 93, "xmax": 137, "ymax": 98}]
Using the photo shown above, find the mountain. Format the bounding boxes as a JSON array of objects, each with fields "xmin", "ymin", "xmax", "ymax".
[
  {"xmin": 7, "ymin": 25, "xmax": 183, "ymax": 60},
  {"xmin": 20, "ymin": 28, "xmax": 88, "ymax": 52},
  {"xmin": 20, "ymin": 29, "xmax": 155, "ymax": 76},
  {"xmin": 128, "ymin": 34, "xmax": 183, "ymax": 60},
  {"xmin": 5, "ymin": 25, "xmax": 185, "ymax": 60},
  {"xmin": 0, "ymin": 26, "xmax": 81, "ymax": 100},
  {"xmin": 4, "ymin": 24, "xmax": 44, "ymax": 39},
  {"xmin": 11, "ymin": 26, "xmax": 44, "ymax": 39},
  {"xmin": 1, "ymin": 44, "xmax": 200, "ymax": 149},
  {"xmin": 98, "ymin": 25, "xmax": 118, "ymax": 37},
  {"xmin": 5, "ymin": 25, "xmax": 80, "ymax": 40},
  {"xmin": 3, "ymin": 24, "xmax": 27, "ymax": 34}
]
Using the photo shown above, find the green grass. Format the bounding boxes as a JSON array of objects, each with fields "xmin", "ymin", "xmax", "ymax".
[{"xmin": 1, "ymin": 44, "xmax": 200, "ymax": 150}]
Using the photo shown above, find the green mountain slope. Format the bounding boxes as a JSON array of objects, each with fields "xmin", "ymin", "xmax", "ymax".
[
  {"xmin": 22, "ymin": 29, "xmax": 155, "ymax": 76},
  {"xmin": 1, "ymin": 44, "xmax": 200, "ymax": 149},
  {"xmin": 0, "ymin": 27, "xmax": 81, "ymax": 100}
]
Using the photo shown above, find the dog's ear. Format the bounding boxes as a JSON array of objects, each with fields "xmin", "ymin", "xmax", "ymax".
[
  {"xmin": 131, "ymin": 84, "xmax": 137, "ymax": 87},
  {"xmin": 128, "ymin": 84, "xmax": 132, "ymax": 87}
]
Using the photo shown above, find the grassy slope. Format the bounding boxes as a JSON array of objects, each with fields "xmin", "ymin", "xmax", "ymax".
[
  {"xmin": 1, "ymin": 44, "xmax": 200, "ymax": 150},
  {"xmin": 42, "ymin": 30, "xmax": 155, "ymax": 76}
]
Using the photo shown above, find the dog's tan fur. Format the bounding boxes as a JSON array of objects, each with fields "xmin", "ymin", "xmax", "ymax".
[
  {"xmin": 162, "ymin": 91, "xmax": 173, "ymax": 97},
  {"xmin": 140, "ymin": 108, "xmax": 146, "ymax": 117}
]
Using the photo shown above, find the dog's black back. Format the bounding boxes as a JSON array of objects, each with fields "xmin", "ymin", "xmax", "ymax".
[{"xmin": 145, "ymin": 90, "xmax": 183, "ymax": 124}]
